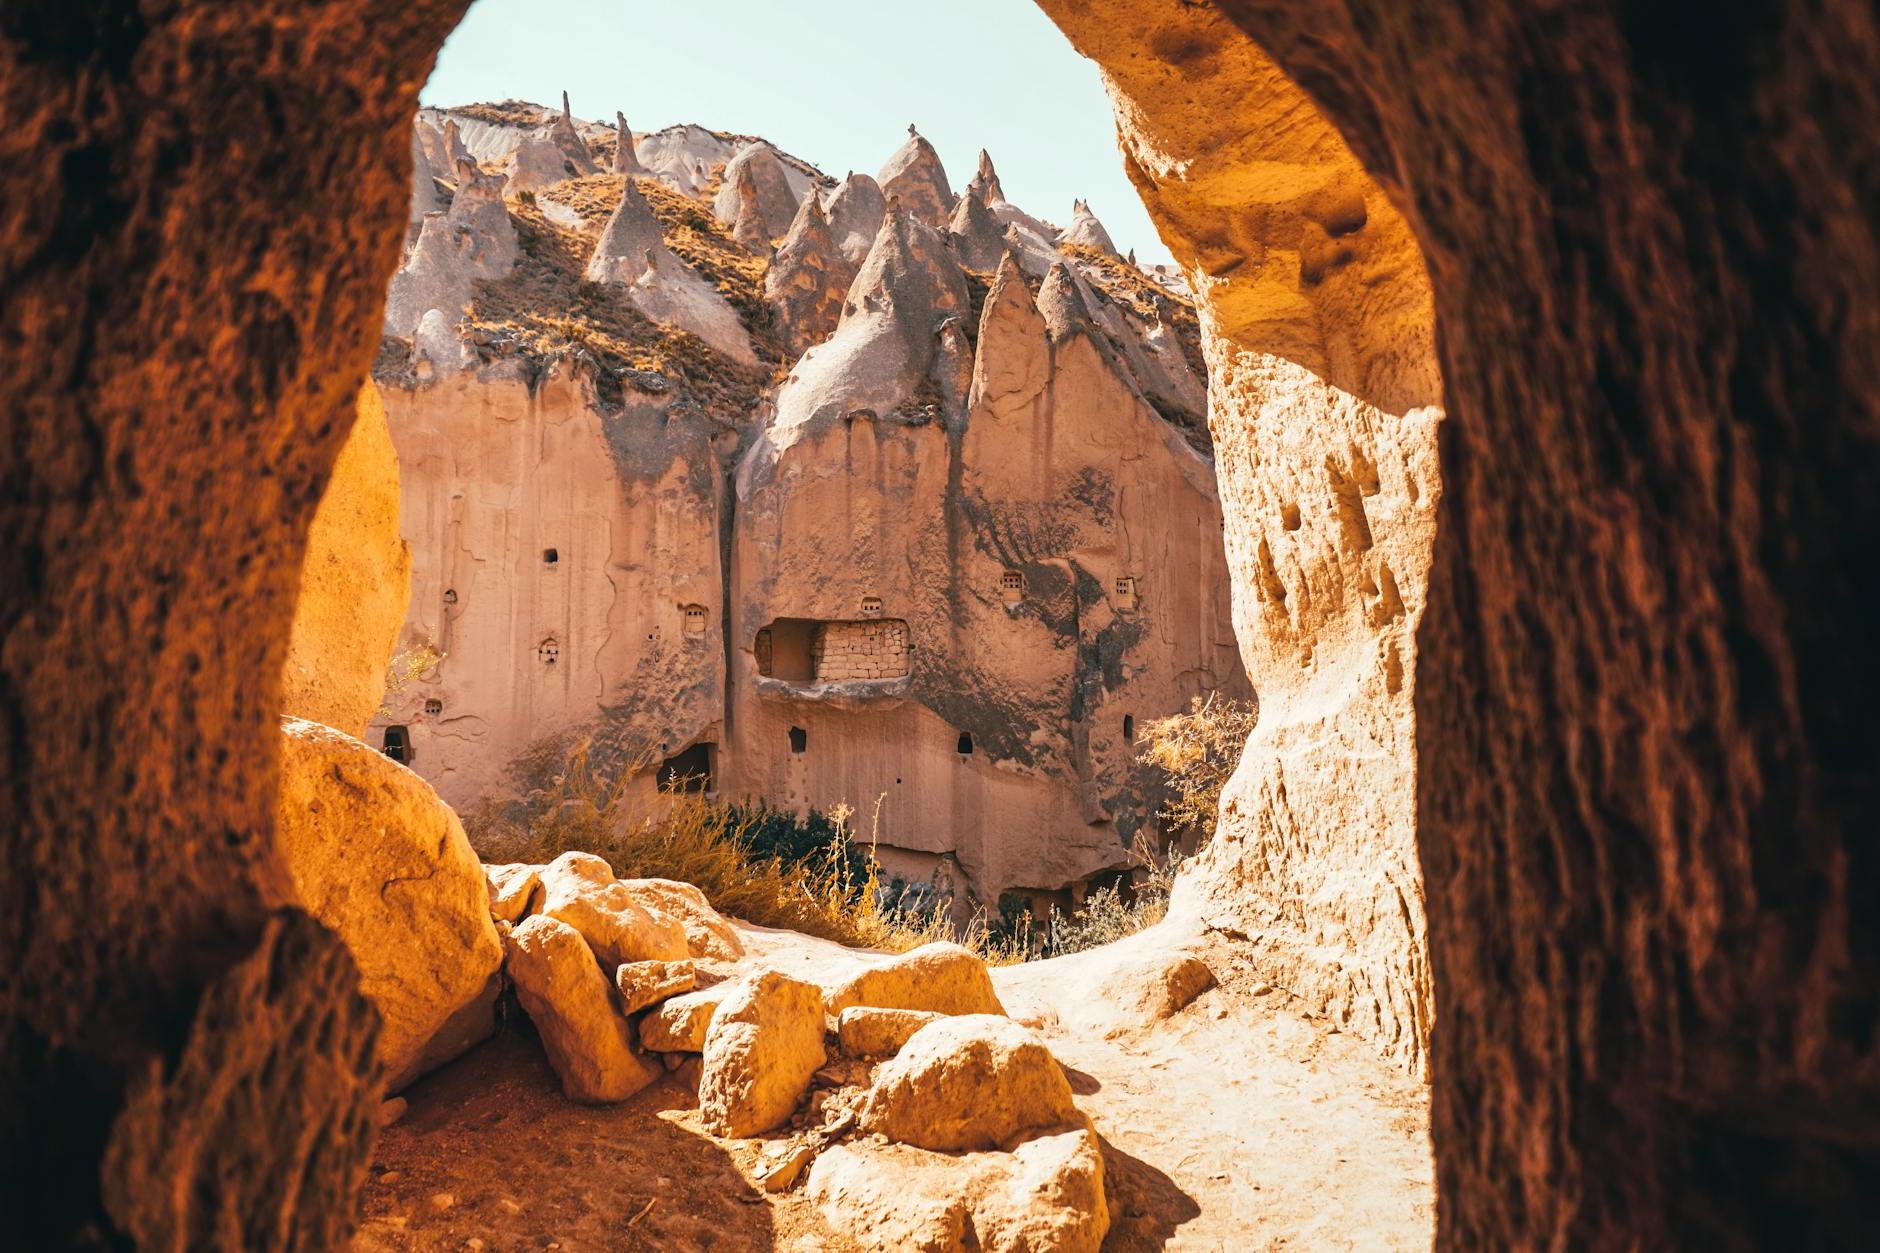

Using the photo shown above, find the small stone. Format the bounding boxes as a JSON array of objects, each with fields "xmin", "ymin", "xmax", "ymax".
[
  {"xmin": 760, "ymin": 1142, "xmax": 816, "ymax": 1193},
  {"xmin": 429, "ymin": 1192, "xmax": 455, "ymax": 1212},
  {"xmin": 378, "ymin": 1096, "xmax": 409, "ymax": 1127},
  {"xmin": 497, "ymin": 1197, "xmax": 523, "ymax": 1215}
]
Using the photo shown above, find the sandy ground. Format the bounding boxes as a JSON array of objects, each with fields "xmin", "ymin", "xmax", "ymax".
[{"xmin": 354, "ymin": 924, "xmax": 1432, "ymax": 1251}]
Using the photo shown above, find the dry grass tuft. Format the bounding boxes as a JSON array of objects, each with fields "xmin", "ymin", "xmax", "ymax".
[
  {"xmin": 463, "ymin": 739, "xmax": 1033, "ymax": 962},
  {"xmin": 462, "ymin": 176, "xmax": 787, "ymax": 420}
]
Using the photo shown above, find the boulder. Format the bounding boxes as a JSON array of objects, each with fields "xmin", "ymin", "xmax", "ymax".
[
  {"xmin": 825, "ymin": 942, "xmax": 1005, "ymax": 1018},
  {"xmin": 807, "ymin": 1126, "xmax": 1107, "ymax": 1253},
  {"xmin": 837, "ymin": 1006, "xmax": 941, "ymax": 1058},
  {"xmin": 484, "ymin": 862, "xmax": 542, "ymax": 924},
  {"xmin": 860, "ymin": 1015, "xmax": 1077, "ymax": 1152},
  {"xmin": 274, "ymin": 717, "xmax": 504, "ymax": 1090},
  {"xmin": 622, "ymin": 877, "xmax": 744, "ymax": 960},
  {"xmin": 615, "ymin": 959, "xmax": 697, "ymax": 1013},
  {"xmin": 640, "ymin": 984, "xmax": 730, "ymax": 1052},
  {"xmin": 504, "ymin": 914, "xmax": 662, "ymax": 1103},
  {"xmin": 536, "ymin": 857, "xmax": 742, "ymax": 963},
  {"xmin": 279, "ymin": 382, "xmax": 411, "ymax": 738},
  {"xmin": 698, "ymin": 971, "xmax": 827, "ymax": 1137}
]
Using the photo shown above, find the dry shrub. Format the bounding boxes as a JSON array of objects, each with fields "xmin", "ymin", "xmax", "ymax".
[
  {"xmin": 1135, "ymin": 692, "xmax": 1260, "ymax": 833},
  {"xmin": 462, "ymin": 739, "xmax": 1031, "ymax": 962}
]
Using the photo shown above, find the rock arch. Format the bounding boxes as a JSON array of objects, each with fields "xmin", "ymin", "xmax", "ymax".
[{"xmin": 1, "ymin": 1, "xmax": 1876, "ymax": 1248}]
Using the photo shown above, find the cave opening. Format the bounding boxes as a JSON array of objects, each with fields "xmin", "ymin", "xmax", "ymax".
[{"xmin": 6, "ymin": 0, "xmax": 1867, "ymax": 1247}]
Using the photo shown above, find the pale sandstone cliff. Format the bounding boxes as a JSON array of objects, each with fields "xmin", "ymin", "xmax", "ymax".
[
  {"xmin": 1036, "ymin": 0, "xmax": 1443, "ymax": 1073},
  {"xmin": 368, "ymin": 105, "xmax": 1242, "ymax": 914}
]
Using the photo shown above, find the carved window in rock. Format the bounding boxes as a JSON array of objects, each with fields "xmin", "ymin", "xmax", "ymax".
[
  {"xmin": 1114, "ymin": 576, "xmax": 1139, "ymax": 611},
  {"xmin": 657, "ymin": 742, "xmax": 714, "ymax": 794},
  {"xmin": 860, "ymin": 596, "xmax": 883, "ymax": 618},
  {"xmin": 443, "ymin": 588, "xmax": 458, "ymax": 605},
  {"xmin": 424, "ymin": 698, "xmax": 443, "ymax": 716},
  {"xmin": 1000, "ymin": 569, "xmax": 1025, "ymax": 603},
  {"xmin": 543, "ymin": 547, "xmax": 559, "ymax": 567},
  {"xmin": 788, "ymin": 726, "xmax": 808, "ymax": 754},
  {"xmin": 683, "ymin": 604, "xmax": 709, "ymax": 637},
  {"xmin": 537, "ymin": 638, "xmax": 560, "ymax": 666},
  {"xmin": 1123, "ymin": 714, "xmax": 1135, "ymax": 742},
  {"xmin": 381, "ymin": 725, "xmax": 411, "ymax": 765},
  {"xmin": 956, "ymin": 731, "xmax": 974, "ymax": 756}
]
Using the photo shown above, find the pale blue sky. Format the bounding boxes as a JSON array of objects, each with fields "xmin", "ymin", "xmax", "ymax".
[{"xmin": 422, "ymin": 0, "xmax": 1174, "ymax": 266}]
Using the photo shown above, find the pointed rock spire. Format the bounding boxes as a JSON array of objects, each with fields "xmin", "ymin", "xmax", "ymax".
[
  {"xmin": 948, "ymin": 181, "xmax": 1007, "ymax": 272},
  {"xmin": 712, "ymin": 142, "xmax": 800, "ymax": 240},
  {"xmin": 408, "ymin": 120, "xmax": 447, "ymax": 238},
  {"xmin": 877, "ymin": 125, "xmax": 954, "ymax": 228},
  {"xmin": 586, "ymin": 178, "xmax": 757, "ymax": 366},
  {"xmin": 586, "ymin": 177, "xmax": 669, "ymax": 284},
  {"xmin": 1059, "ymin": 199, "xmax": 1119, "ymax": 257},
  {"xmin": 612, "ymin": 112, "xmax": 648, "ymax": 175},
  {"xmin": 767, "ymin": 203, "xmax": 971, "ymax": 441},
  {"xmin": 1037, "ymin": 262, "xmax": 1103, "ymax": 343},
  {"xmin": 765, "ymin": 192, "xmax": 855, "ymax": 355},
  {"xmin": 547, "ymin": 90, "xmax": 598, "ymax": 177},
  {"xmin": 442, "ymin": 117, "xmax": 471, "ymax": 166},
  {"xmin": 968, "ymin": 253, "xmax": 1050, "ymax": 410},
  {"xmin": 966, "ymin": 149, "xmax": 1005, "ymax": 205},
  {"xmin": 729, "ymin": 163, "xmax": 773, "ymax": 254},
  {"xmin": 824, "ymin": 172, "xmax": 887, "ymax": 266}
]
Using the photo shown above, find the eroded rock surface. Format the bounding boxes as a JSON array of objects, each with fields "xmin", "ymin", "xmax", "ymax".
[
  {"xmin": 274, "ymin": 717, "xmax": 504, "ymax": 1090},
  {"xmin": 505, "ymin": 915, "xmax": 663, "ymax": 1103},
  {"xmin": 861, "ymin": 1014, "xmax": 1077, "ymax": 1152},
  {"xmin": 698, "ymin": 971, "xmax": 828, "ymax": 1138},
  {"xmin": 826, "ymin": 943, "xmax": 1005, "ymax": 1018}
]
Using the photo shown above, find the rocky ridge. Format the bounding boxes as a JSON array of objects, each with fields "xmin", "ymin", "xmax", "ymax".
[{"xmin": 369, "ymin": 97, "xmax": 1245, "ymax": 918}]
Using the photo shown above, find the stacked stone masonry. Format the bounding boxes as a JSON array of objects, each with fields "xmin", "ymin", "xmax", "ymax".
[{"xmin": 811, "ymin": 620, "xmax": 910, "ymax": 681}]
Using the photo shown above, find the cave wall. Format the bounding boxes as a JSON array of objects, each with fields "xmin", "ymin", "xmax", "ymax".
[
  {"xmin": 0, "ymin": 0, "xmax": 468, "ymax": 1243},
  {"xmin": 1045, "ymin": 0, "xmax": 1880, "ymax": 1246},
  {"xmin": 3, "ymin": 0, "xmax": 1876, "ymax": 1246},
  {"xmin": 1036, "ymin": 0, "xmax": 1444, "ymax": 1075}
]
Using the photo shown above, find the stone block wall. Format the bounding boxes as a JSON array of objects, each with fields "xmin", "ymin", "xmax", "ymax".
[{"xmin": 810, "ymin": 619, "xmax": 910, "ymax": 681}]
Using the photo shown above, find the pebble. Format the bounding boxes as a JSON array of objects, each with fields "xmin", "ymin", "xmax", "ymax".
[{"xmin": 429, "ymin": 1193, "xmax": 455, "ymax": 1212}]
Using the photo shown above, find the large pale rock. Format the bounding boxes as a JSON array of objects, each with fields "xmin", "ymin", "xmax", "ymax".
[
  {"xmin": 639, "ymin": 984, "xmax": 729, "ymax": 1052},
  {"xmin": 620, "ymin": 876, "xmax": 744, "ymax": 960},
  {"xmin": 504, "ymin": 914, "xmax": 662, "ymax": 1103},
  {"xmin": 484, "ymin": 863, "xmax": 543, "ymax": 925},
  {"xmin": 837, "ymin": 1006, "xmax": 941, "ymax": 1058},
  {"xmin": 807, "ymin": 1127, "xmax": 1107, "ymax": 1253},
  {"xmin": 860, "ymin": 1014, "xmax": 1077, "ymax": 1152},
  {"xmin": 280, "ymin": 382, "xmax": 411, "ymax": 738},
  {"xmin": 586, "ymin": 177, "xmax": 758, "ymax": 366},
  {"xmin": 537, "ymin": 851, "xmax": 690, "ymax": 967},
  {"xmin": 614, "ymin": 959, "xmax": 696, "ymax": 1013},
  {"xmin": 1058, "ymin": 199, "xmax": 1119, "ymax": 257},
  {"xmin": 697, "ymin": 971, "xmax": 827, "ymax": 1138},
  {"xmin": 826, "ymin": 943, "xmax": 1004, "ymax": 1018},
  {"xmin": 274, "ymin": 717, "xmax": 503, "ymax": 1089}
]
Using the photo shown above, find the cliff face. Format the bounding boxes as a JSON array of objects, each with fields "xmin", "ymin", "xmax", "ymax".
[
  {"xmin": 370, "ymin": 105, "xmax": 1242, "ymax": 913},
  {"xmin": 1036, "ymin": 0, "xmax": 1442, "ymax": 1074},
  {"xmin": 1040, "ymin": 0, "xmax": 1880, "ymax": 1247}
]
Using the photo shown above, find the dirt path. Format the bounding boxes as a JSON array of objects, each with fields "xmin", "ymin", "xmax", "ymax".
[
  {"xmin": 1001, "ymin": 940, "xmax": 1434, "ymax": 1250},
  {"xmin": 355, "ymin": 924, "xmax": 1432, "ymax": 1251}
]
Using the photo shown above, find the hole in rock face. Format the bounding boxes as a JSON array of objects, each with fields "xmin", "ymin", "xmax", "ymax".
[
  {"xmin": 1123, "ymin": 714, "xmax": 1135, "ymax": 741},
  {"xmin": 380, "ymin": 725, "xmax": 411, "ymax": 765},
  {"xmin": 423, "ymin": 698, "xmax": 443, "ymax": 715},
  {"xmin": 682, "ymin": 604, "xmax": 708, "ymax": 635},
  {"xmin": 957, "ymin": 731, "xmax": 974, "ymax": 755},
  {"xmin": 542, "ymin": 547, "xmax": 558, "ymax": 566},
  {"xmin": 657, "ymin": 742, "xmax": 714, "ymax": 793},
  {"xmin": 537, "ymin": 638, "xmax": 559, "ymax": 665},
  {"xmin": 443, "ymin": 587, "xmax": 458, "ymax": 604},
  {"xmin": 788, "ymin": 726, "xmax": 807, "ymax": 754}
]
